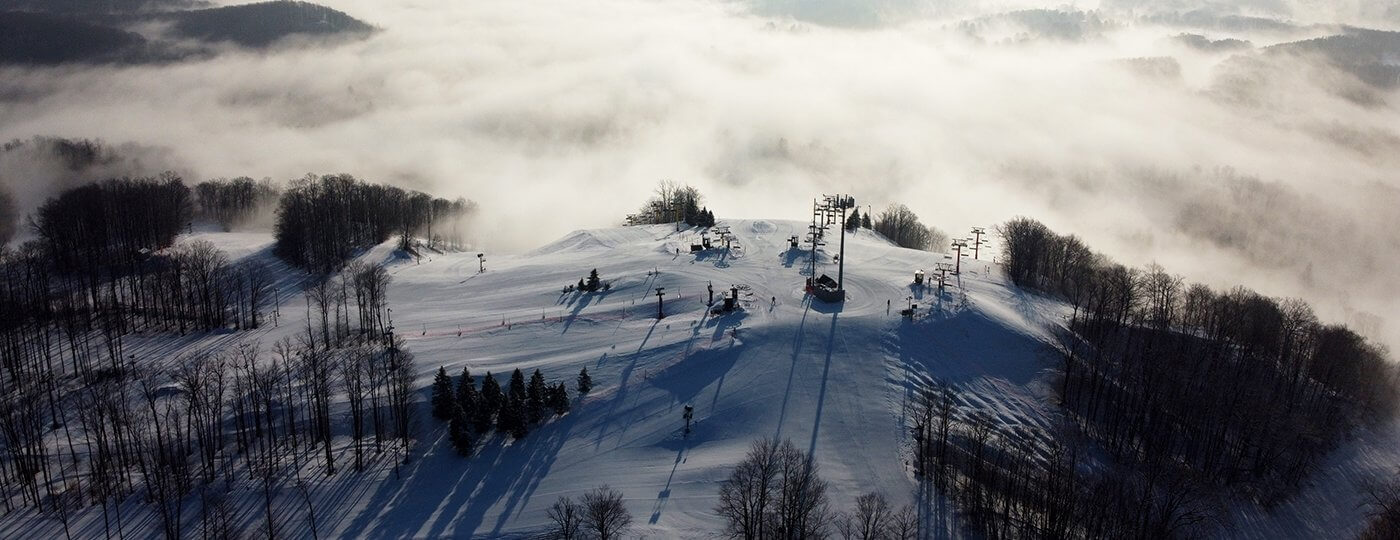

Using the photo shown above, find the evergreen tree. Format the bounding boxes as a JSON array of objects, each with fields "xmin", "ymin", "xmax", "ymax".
[
  {"xmin": 845, "ymin": 208, "xmax": 861, "ymax": 232},
  {"xmin": 497, "ymin": 396, "xmax": 519, "ymax": 435},
  {"xmin": 431, "ymin": 366, "xmax": 455, "ymax": 420},
  {"xmin": 449, "ymin": 406, "xmax": 475, "ymax": 456},
  {"xmin": 695, "ymin": 207, "xmax": 715, "ymax": 228},
  {"xmin": 578, "ymin": 367, "xmax": 592, "ymax": 395},
  {"xmin": 861, "ymin": 212, "xmax": 871, "ymax": 229},
  {"xmin": 510, "ymin": 396, "xmax": 529, "ymax": 439},
  {"xmin": 550, "ymin": 382, "xmax": 572, "ymax": 415},
  {"xmin": 586, "ymin": 269, "xmax": 601, "ymax": 292},
  {"xmin": 477, "ymin": 372, "xmax": 503, "ymax": 433},
  {"xmin": 509, "ymin": 368, "xmax": 527, "ymax": 398},
  {"xmin": 578, "ymin": 277, "xmax": 586, "ymax": 290},
  {"xmin": 497, "ymin": 394, "xmax": 529, "ymax": 439},
  {"xmin": 500, "ymin": 369, "xmax": 530, "ymax": 437},
  {"xmin": 456, "ymin": 367, "xmax": 479, "ymax": 428},
  {"xmin": 528, "ymin": 369, "xmax": 548, "ymax": 424},
  {"xmin": 681, "ymin": 194, "xmax": 700, "ymax": 225}
]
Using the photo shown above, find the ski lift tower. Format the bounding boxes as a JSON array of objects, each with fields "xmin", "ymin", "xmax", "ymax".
[
  {"xmin": 714, "ymin": 225, "xmax": 732, "ymax": 249},
  {"xmin": 951, "ymin": 238, "xmax": 969, "ymax": 275},
  {"xmin": 971, "ymin": 227, "xmax": 987, "ymax": 260},
  {"xmin": 807, "ymin": 198, "xmax": 828, "ymax": 281},
  {"xmin": 806, "ymin": 194, "xmax": 852, "ymax": 303},
  {"xmin": 806, "ymin": 223, "xmax": 826, "ymax": 281},
  {"xmin": 935, "ymin": 262, "xmax": 954, "ymax": 289},
  {"xmin": 823, "ymin": 194, "xmax": 854, "ymax": 295}
]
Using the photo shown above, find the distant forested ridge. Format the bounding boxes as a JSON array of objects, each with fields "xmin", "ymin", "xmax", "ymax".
[
  {"xmin": 0, "ymin": 0, "xmax": 373, "ymax": 66},
  {"xmin": 162, "ymin": 1, "xmax": 374, "ymax": 48},
  {"xmin": 0, "ymin": 11, "xmax": 152, "ymax": 65},
  {"xmin": 0, "ymin": 0, "xmax": 207, "ymax": 14}
]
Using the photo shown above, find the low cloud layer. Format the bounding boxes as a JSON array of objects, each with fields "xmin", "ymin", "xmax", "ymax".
[{"xmin": 1, "ymin": 0, "xmax": 1398, "ymax": 347}]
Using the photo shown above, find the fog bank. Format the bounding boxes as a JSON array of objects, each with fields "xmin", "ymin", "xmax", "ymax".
[{"xmin": 1, "ymin": 0, "xmax": 1398, "ymax": 347}]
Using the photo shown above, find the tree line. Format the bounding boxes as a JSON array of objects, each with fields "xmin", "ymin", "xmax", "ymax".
[
  {"xmin": 976, "ymin": 216, "xmax": 1400, "ymax": 536},
  {"xmin": 273, "ymin": 174, "xmax": 475, "ymax": 274},
  {"xmin": 0, "ymin": 253, "xmax": 420, "ymax": 538},
  {"xmin": 3, "ymin": 177, "xmax": 274, "ymax": 406},
  {"xmin": 909, "ymin": 379, "xmax": 1217, "ymax": 539},
  {"xmin": 628, "ymin": 180, "xmax": 716, "ymax": 228},
  {"xmin": 872, "ymin": 204, "xmax": 946, "ymax": 252},
  {"xmin": 194, "ymin": 177, "xmax": 281, "ymax": 232},
  {"xmin": 709, "ymin": 436, "xmax": 919, "ymax": 539}
]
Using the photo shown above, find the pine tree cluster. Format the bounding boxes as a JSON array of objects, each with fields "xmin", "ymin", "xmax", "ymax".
[
  {"xmin": 630, "ymin": 181, "xmax": 718, "ymax": 227},
  {"xmin": 685, "ymin": 207, "xmax": 716, "ymax": 228},
  {"xmin": 429, "ymin": 365, "xmax": 582, "ymax": 456},
  {"xmin": 576, "ymin": 268, "xmax": 608, "ymax": 292}
]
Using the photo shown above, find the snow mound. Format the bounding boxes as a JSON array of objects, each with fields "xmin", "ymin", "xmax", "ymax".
[{"xmin": 527, "ymin": 226, "xmax": 659, "ymax": 255}]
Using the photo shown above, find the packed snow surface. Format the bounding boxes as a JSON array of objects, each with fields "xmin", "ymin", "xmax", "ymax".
[{"xmin": 4, "ymin": 220, "xmax": 1395, "ymax": 539}]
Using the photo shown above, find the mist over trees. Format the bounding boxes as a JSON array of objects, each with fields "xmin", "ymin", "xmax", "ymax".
[
  {"xmin": 195, "ymin": 177, "xmax": 281, "ymax": 231},
  {"xmin": 930, "ymin": 216, "xmax": 1400, "ymax": 537},
  {"xmin": 628, "ymin": 180, "xmax": 715, "ymax": 227},
  {"xmin": 273, "ymin": 174, "xmax": 475, "ymax": 273},
  {"xmin": 0, "ymin": 0, "xmax": 374, "ymax": 66},
  {"xmin": 0, "ymin": 187, "xmax": 15, "ymax": 245},
  {"xmin": 873, "ymin": 204, "xmax": 946, "ymax": 251}
]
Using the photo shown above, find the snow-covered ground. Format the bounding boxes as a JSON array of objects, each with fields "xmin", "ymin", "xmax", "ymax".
[{"xmin": 2, "ymin": 219, "xmax": 1393, "ymax": 538}]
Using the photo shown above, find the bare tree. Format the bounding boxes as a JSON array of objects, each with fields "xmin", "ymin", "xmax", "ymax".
[
  {"xmin": 340, "ymin": 345, "xmax": 372, "ymax": 472},
  {"xmin": 773, "ymin": 440, "xmax": 831, "ymax": 539},
  {"xmin": 581, "ymin": 485, "xmax": 632, "ymax": 540},
  {"xmin": 241, "ymin": 260, "xmax": 271, "ymax": 329},
  {"xmin": 716, "ymin": 437, "xmax": 780, "ymax": 539},
  {"xmin": 546, "ymin": 496, "xmax": 584, "ymax": 540},
  {"xmin": 887, "ymin": 504, "xmax": 917, "ymax": 540},
  {"xmin": 717, "ymin": 437, "xmax": 831, "ymax": 539},
  {"xmin": 306, "ymin": 280, "xmax": 334, "ymax": 350},
  {"xmin": 299, "ymin": 346, "xmax": 336, "ymax": 475},
  {"xmin": 837, "ymin": 492, "xmax": 893, "ymax": 540},
  {"xmin": 1363, "ymin": 471, "xmax": 1400, "ymax": 540},
  {"xmin": 873, "ymin": 204, "xmax": 939, "ymax": 251}
]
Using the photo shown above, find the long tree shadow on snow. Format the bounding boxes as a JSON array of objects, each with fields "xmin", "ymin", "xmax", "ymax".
[
  {"xmin": 887, "ymin": 308, "xmax": 1046, "ymax": 388},
  {"xmin": 341, "ymin": 411, "xmax": 577, "ymax": 538}
]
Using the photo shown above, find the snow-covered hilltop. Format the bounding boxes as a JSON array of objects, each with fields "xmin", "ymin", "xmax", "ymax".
[{"xmin": 1, "ymin": 219, "xmax": 1394, "ymax": 538}]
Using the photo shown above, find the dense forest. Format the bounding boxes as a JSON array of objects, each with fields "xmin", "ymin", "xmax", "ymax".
[
  {"xmin": 273, "ymin": 174, "xmax": 475, "ymax": 273},
  {"xmin": 0, "ymin": 0, "xmax": 206, "ymax": 14},
  {"xmin": 0, "ymin": 11, "xmax": 153, "ymax": 65},
  {"xmin": 0, "ymin": 168, "xmax": 478, "ymax": 537},
  {"xmin": 195, "ymin": 177, "xmax": 282, "ymax": 231},
  {"xmin": 0, "ymin": 257, "xmax": 420, "ymax": 538},
  {"xmin": 905, "ymin": 217, "xmax": 1400, "ymax": 538},
  {"xmin": 162, "ymin": 1, "xmax": 374, "ymax": 48}
]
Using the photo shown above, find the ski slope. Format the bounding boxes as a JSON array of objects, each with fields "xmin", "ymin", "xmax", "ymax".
[
  {"xmin": 2, "ymin": 220, "xmax": 1393, "ymax": 539},
  {"xmin": 344, "ymin": 219, "xmax": 1065, "ymax": 538}
]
